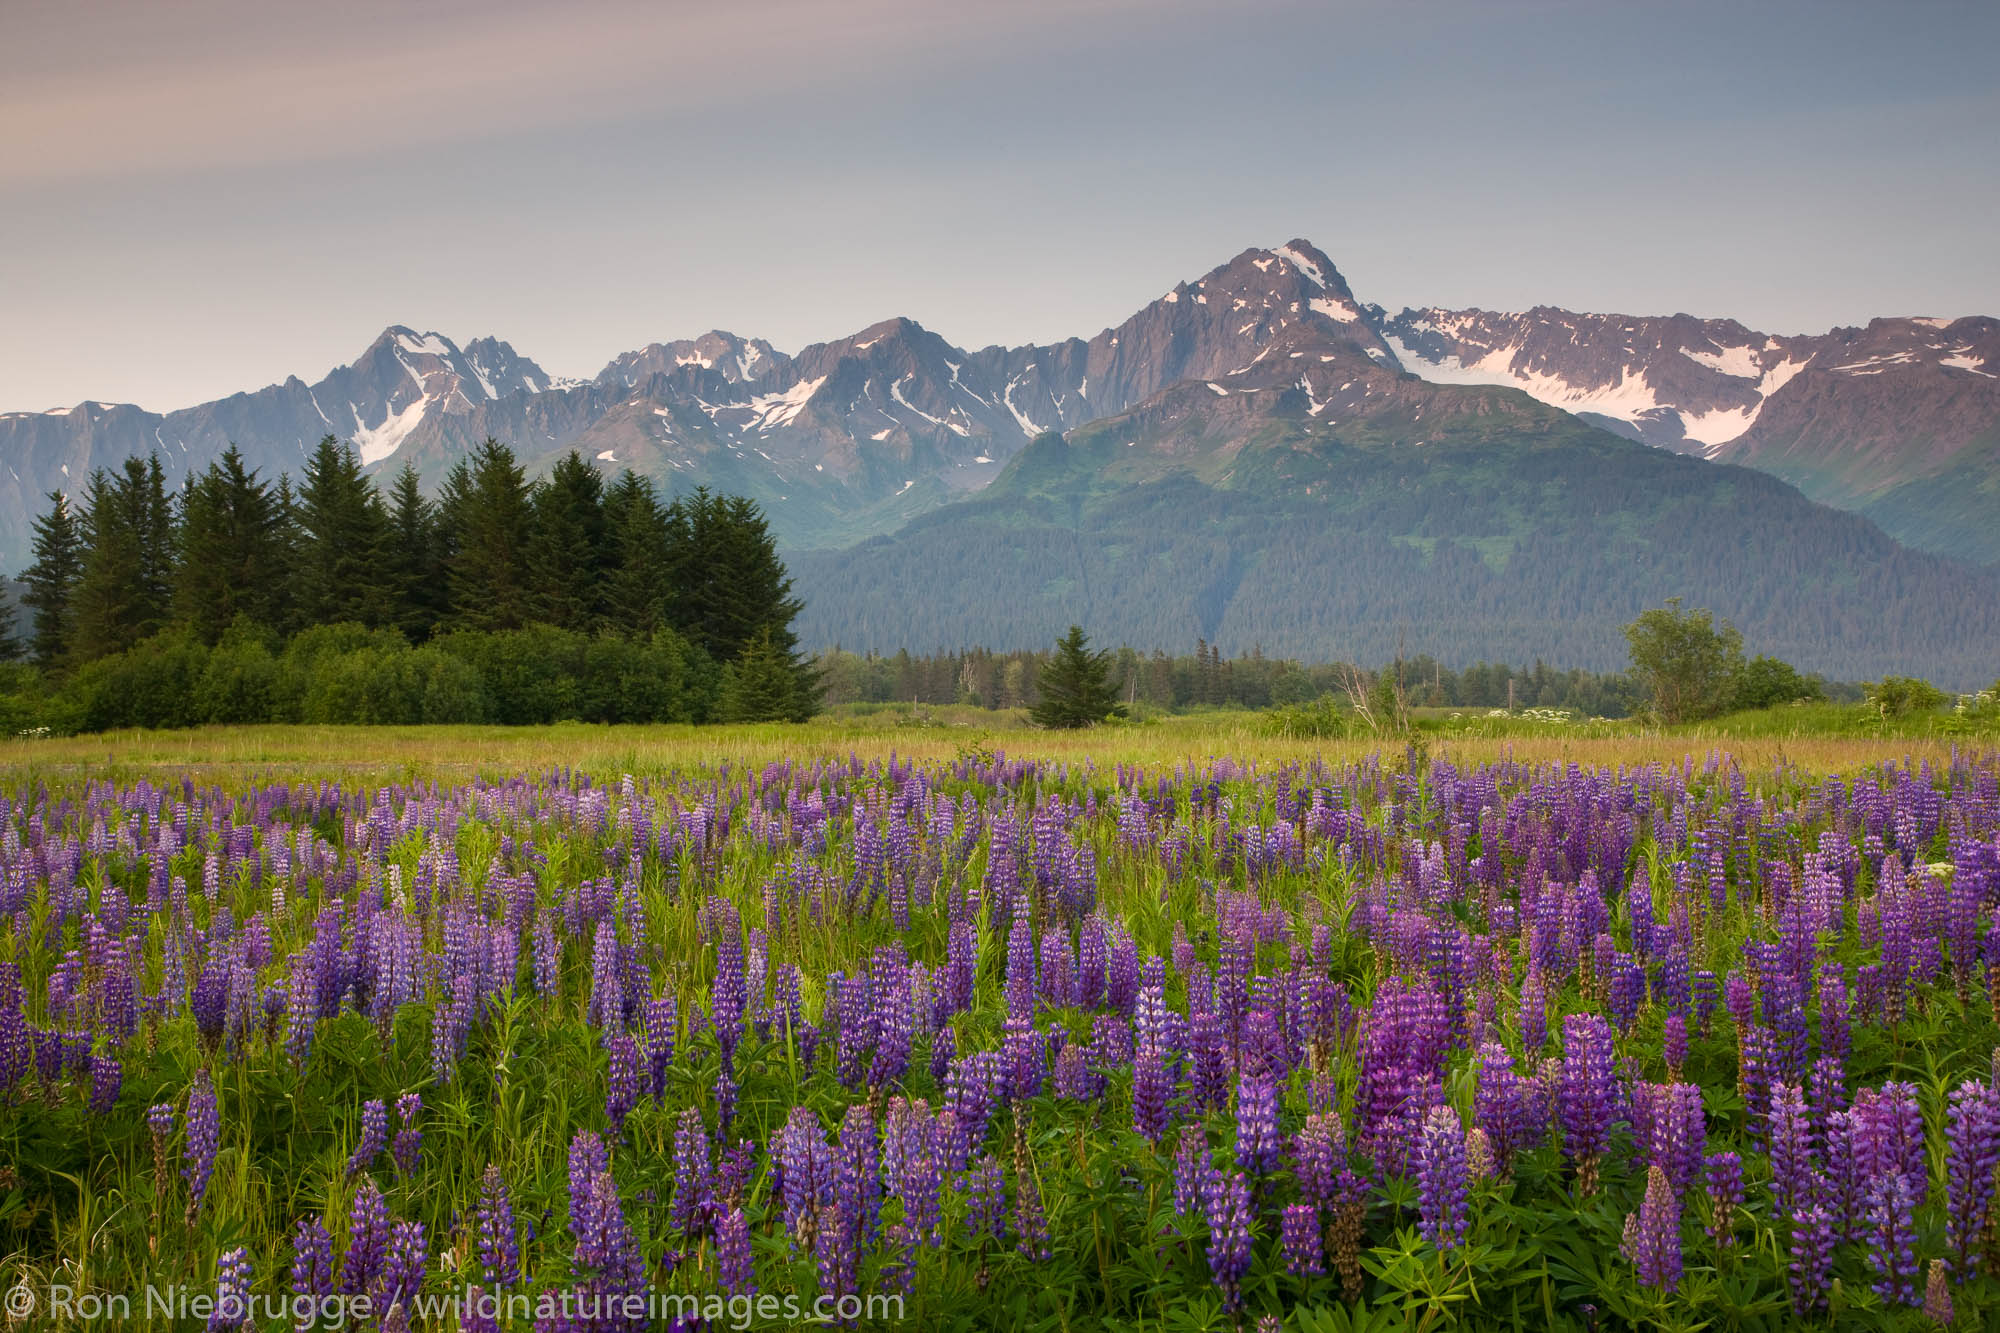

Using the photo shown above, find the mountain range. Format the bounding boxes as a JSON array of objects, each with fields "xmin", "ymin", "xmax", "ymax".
[{"xmin": 4, "ymin": 241, "xmax": 1997, "ymax": 683}]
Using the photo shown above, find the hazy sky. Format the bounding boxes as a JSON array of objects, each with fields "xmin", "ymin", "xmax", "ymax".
[{"xmin": 3, "ymin": 0, "xmax": 1996, "ymax": 411}]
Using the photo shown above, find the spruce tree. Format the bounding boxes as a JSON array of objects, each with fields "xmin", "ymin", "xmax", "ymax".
[
  {"xmin": 666, "ymin": 488, "xmax": 803, "ymax": 660},
  {"xmin": 442, "ymin": 438, "xmax": 533, "ymax": 631},
  {"xmin": 174, "ymin": 446, "xmax": 284, "ymax": 642},
  {"xmin": 716, "ymin": 627, "xmax": 815, "ymax": 722},
  {"xmin": 70, "ymin": 459, "xmax": 175, "ymax": 662},
  {"xmin": 528, "ymin": 450, "xmax": 608, "ymax": 630},
  {"xmin": 21, "ymin": 490, "xmax": 83, "ymax": 668},
  {"xmin": 602, "ymin": 471, "xmax": 672, "ymax": 636},
  {"xmin": 384, "ymin": 464, "xmax": 445, "ymax": 640},
  {"xmin": 295, "ymin": 436, "xmax": 392, "ymax": 627},
  {"xmin": 665, "ymin": 488, "xmax": 815, "ymax": 708},
  {"xmin": 1031, "ymin": 625, "xmax": 1126, "ymax": 728},
  {"xmin": 0, "ymin": 582, "xmax": 20, "ymax": 662}
]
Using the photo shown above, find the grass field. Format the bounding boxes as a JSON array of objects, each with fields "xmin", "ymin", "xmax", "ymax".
[{"xmin": 2, "ymin": 703, "xmax": 1991, "ymax": 785}]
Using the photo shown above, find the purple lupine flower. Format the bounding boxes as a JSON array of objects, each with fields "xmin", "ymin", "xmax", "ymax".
[
  {"xmin": 1662, "ymin": 1014, "xmax": 1688, "ymax": 1076},
  {"xmin": 1173, "ymin": 1125, "xmax": 1212, "ymax": 1218},
  {"xmin": 1851, "ymin": 1081, "xmax": 1926, "ymax": 1206},
  {"xmin": 1002, "ymin": 1015, "xmax": 1045, "ymax": 1102},
  {"xmin": 1944, "ymin": 1078, "xmax": 2000, "ymax": 1273},
  {"xmin": 373, "ymin": 1220, "xmax": 426, "ymax": 1317},
  {"xmin": 1292, "ymin": 1112, "xmax": 1344, "ymax": 1212},
  {"xmin": 944, "ymin": 1053, "xmax": 999, "ymax": 1155},
  {"xmin": 642, "ymin": 993, "xmax": 677, "ymax": 1099},
  {"xmin": 573, "ymin": 1171, "xmax": 646, "ymax": 1316},
  {"xmin": 567, "ymin": 1129, "xmax": 609, "ymax": 1241},
  {"xmin": 899, "ymin": 1113, "xmax": 944, "ymax": 1251},
  {"xmin": 712, "ymin": 903, "xmax": 747, "ymax": 1062},
  {"xmin": 1819, "ymin": 967, "xmax": 1850, "ymax": 1065},
  {"xmin": 716, "ymin": 1060, "xmax": 740, "ymax": 1133},
  {"xmin": 391, "ymin": 1091, "xmax": 421, "ymax": 1177},
  {"xmin": 476, "ymin": 1164, "xmax": 521, "ymax": 1289},
  {"xmin": 717, "ymin": 1205, "xmax": 756, "ymax": 1295},
  {"xmin": 671, "ymin": 1106, "xmax": 713, "ymax": 1236},
  {"xmin": 1766, "ymin": 1082, "xmax": 1814, "ymax": 1220},
  {"xmin": 290, "ymin": 1216, "xmax": 336, "ymax": 1303},
  {"xmin": 183, "ymin": 1070, "xmax": 220, "ymax": 1220},
  {"xmin": 1517, "ymin": 972, "xmax": 1547, "ymax": 1053},
  {"xmin": 348, "ymin": 1099, "xmax": 388, "ymax": 1177},
  {"xmin": 341, "ymin": 1178, "xmax": 391, "ymax": 1296},
  {"xmin": 1415, "ymin": 1106, "xmax": 1470, "ymax": 1250},
  {"xmin": 206, "ymin": 1246, "xmax": 251, "ymax": 1332},
  {"xmin": 1788, "ymin": 1205, "xmax": 1834, "ymax": 1316},
  {"xmin": 1620, "ymin": 1164, "xmax": 1682, "ymax": 1293},
  {"xmin": 587, "ymin": 919, "xmax": 622, "ymax": 1032},
  {"xmin": 1281, "ymin": 1202, "xmax": 1323, "ymax": 1275},
  {"xmin": 817, "ymin": 1122, "xmax": 864, "ymax": 1309},
  {"xmin": 604, "ymin": 1031, "xmax": 642, "ymax": 1134},
  {"xmin": 1004, "ymin": 916, "xmax": 1037, "ymax": 1023},
  {"xmin": 1703, "ymin": 1151, "xmax": 1743, "ymax": 1249},
  {"xmin": 1203, "ymin": 1169, "xmax": 1253, "ymax": 1310},
  {"xmin": 1558, "ymin": 1013, "xmax": 1617, "ymax": 1194},
  {"xmin": 1131, "ymin": 1045, "xmax": 1172, "ymax": 1143},
  {"xmin": 717, "ymin": 1138, "xmax": 756, "ymax": 1208},
  {"xmin": 1234, "ymin": 1070, "xmax": 1282, "ymax": 1178},
  {"xmin": 88, "ymin": 1052, "xmax": 120, "ymax": 1114},
  {"xmin": 963, "ymin": 1154, "xmax": 1007, "ymax": 1243},
  {"xmin": 531, "ymin": 912, "xmax": 559, "ymax": 998},
  {"xmin": 1866, "ymin": 1170, "xmax": 1920, "ymax": 1306},
  {"xmin": 1053, "ymin": 1042, "xmax": 1095, "ymax": 1101}
]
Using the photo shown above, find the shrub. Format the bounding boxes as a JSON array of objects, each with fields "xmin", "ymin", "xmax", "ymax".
[
  {"xmin": 1260, "ymin": 694, "xmax": 1349, "ymax": 739},
  {"xmin": 64, "ymin": 629, "xmax": 211, "ymax": 730},
  {"xmin": 1864, "ymin": 675, "xmax": 1950, "ymax": 718}
]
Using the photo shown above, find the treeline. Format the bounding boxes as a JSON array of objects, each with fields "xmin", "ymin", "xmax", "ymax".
[
  {"xmin": 0, "ymin": 438, "xmax": 818, "ymax": 730},
  {"xmin": 821, "ymin": 642, "xmax": 1649, "ymax": 717}
]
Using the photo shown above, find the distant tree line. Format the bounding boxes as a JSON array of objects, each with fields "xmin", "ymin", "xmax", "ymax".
[
  {"xmin": 0, "ymin": 437, "xmax": 818, "ymax": 730},
  {"xmin": 818, "ymin": 639, "xmax": 1653, "ymax": 717}
]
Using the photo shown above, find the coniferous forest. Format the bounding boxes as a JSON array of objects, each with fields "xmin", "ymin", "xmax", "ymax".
[{"xmin": 0, "ymin": 438, "xmax": 820, "ymax": 731}]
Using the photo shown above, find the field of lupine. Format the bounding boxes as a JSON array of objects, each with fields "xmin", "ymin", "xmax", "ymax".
[{"xmin": 4, "ymin": 744, "xmax": 2000, "ymax": 1331}]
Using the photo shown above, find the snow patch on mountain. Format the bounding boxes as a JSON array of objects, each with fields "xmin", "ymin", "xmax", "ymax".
[
  {"xmin": 354, "ymin": 396, "xmax": 429, "ymax": 465},
  {"xmin": 747, "ymin": 376, "xmax": 824, "ymax": 431},
  {"xmin": 1681, "ymin": 344, "xmax": 1761, "ymax": 378}
]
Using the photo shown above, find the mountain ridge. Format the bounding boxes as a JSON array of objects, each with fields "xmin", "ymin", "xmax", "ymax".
[{"xmin": 3, "ymin": 239, "xmax": 1996, "ymax": 575}]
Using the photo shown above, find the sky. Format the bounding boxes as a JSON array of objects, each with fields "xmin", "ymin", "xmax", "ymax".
[{"xmin": 2, "ymin": 0, "xmax": 1996, "ymax": 412}]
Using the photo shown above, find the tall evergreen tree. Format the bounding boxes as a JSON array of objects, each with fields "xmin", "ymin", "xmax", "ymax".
[
  {"xmin": 294, "ymin": 436, "xmax": 392, "ymax": 627},
  {"xmin": 442, "ymin": 438, "xmax": 533, "ymax": 631},
  {"xmin": 665, "ymin": 488, "xmax": 815, "ymax": 708},
  {"xmin": 0, "ymin": 582, "xmax": 20, "ymax": 662},
  {"xmin": 602, "ymin": 471, "xmax": 673, "ymax": 637},
  {"xmin": 384, "ymin": 464, "xmax": 445, "ymax": 640},
  {"xmin": 666, "ymin": 488, "xmax": 804, "ymax": 661},
  {"xmin": 716, "ymin": 627, "xmax": 816, "ymax": 722},
  {"xmin": 1031, "ymin": 625, "xmax": 1126, "ymax": 728},
  {"xmin": 70, "ymin": 458, "xmax": 176, "ymax": 662},
  {"xmin": 528, "ymin": 450, "xmax": 608, "ymax": 630},
  {"xmin": 269, "ymin": 473, "xmax": 303, "ymax": 633},
  {"xmin": 174, "ymin": 446, "xmax": 285, "ymax": 641},
  {"xmin": 20, "ymin": 490, "xmax": 83, "ymax": 668}
]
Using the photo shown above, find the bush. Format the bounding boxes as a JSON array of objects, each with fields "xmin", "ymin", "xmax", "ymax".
[
  {"xmin": 1864, "ymin": 675, "xmax": 1950, "ymax": 718},
  {"xmin": 1260, "ymin": 694, "xmax": 1349, "ymax": 739},
  {"xmin": 64, "ymin": 629, "xmax": 211, "ymax": 730},
  {"xmin": 196, "ymin": 621, "xmax": 281, "ymax": 723},
  {"xmin": 1731, "ymin": 655, "xmax": 1825, "ymax": 711}
]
